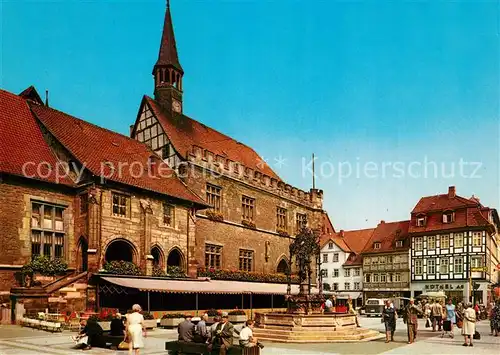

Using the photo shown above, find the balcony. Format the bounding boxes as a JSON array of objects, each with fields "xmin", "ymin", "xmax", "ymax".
[
  {"xmin": 364, "ymin": 263, "xmax": 409, "ymax": 272},
  {"xmin": 363, "ymin": 282, "xmax": 410, "ymax": 290}
]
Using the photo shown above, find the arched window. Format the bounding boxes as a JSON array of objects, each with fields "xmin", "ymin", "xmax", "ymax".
[
  {"xmin": 105, "ymin": 240, "xmax": 134, "ymax": 262},
  {"xmin": 167, "ymin": 248, "xmax": 184, "ymax": 269},
  {"xmin": 151, "ymin": 246, "xmax": 163, "ymax": 268},
  {"xmin": 277, "ymin": 258, "xmax": 289, "ymax": 274}
]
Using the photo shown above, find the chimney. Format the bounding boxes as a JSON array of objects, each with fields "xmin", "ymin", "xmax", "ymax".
[
  {"xmin": 339, "ymin": 230, "xmax": 345, "ymax": 238},
  {"xmin": 130, "ymin": 125, "xmax": 134, "ymax": 137},
  {"xmin": 380, "ymin": 220, "xmax": 385, "ymax": 225},
  {"xmin": 448, "ymin": 186, "xmax": 456, "ymax": 198},
  {"xmin": 45, "ymin": 90, "xmax": 49, "ymax": 107}
]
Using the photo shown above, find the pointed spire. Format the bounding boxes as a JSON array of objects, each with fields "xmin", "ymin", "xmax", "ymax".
[{"xmin": 155, "ymin": 0, "xmax": 183, "ymax": 73}]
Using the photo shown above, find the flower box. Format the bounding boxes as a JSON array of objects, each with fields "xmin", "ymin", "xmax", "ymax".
[
  {"xmin": 206, "ymin": 210, "xmax": 224, "ymax": 222},
  {"xmin": 97, "ymin": 321, "xmax": 110, "ymax": 331},
  {"xmin": 228, "ymin": 314, "xmax": 247, "ymax": 323},
  {"xmin": 160, "ymin": 317, "xmax": 184, "ymax": 328},
  {"xmin": 143, "ymin": 319, "xmax": 157, "ymax": 329},
  {"xmin": 241, "ymin": 220, "xmax": 256, "ymax": 229}
]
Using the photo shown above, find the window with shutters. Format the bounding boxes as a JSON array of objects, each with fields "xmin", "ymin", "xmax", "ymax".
[
  {"xmin": 31, "ymin": 202, "xmax": 66, "ymax": 259},
  {"xmin": 239, "ymin": 249, "xmax": 253, "ymax": 272},
  {"xmin": 205, "ymin": 244, "xmax": 222, "ymax": 269}
]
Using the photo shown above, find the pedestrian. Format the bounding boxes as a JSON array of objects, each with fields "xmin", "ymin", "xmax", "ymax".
[
  {"xmin": 382, "ymin": 300, "xmax": 396, "ymax": 343},
  {"xmin": 126, "ymin": 304, "xmax": 146, "ymax": 355},
  {"xmin": 491, "ymin": 300, "xmax": 500, "ymax": 337},
  {"xmin": 444, "ymin": 299, "xmax": 456, "ymax": 338},
  {"xmin": 403, "ymin": 298, "xmax": 422, "ymax": 344},
  {"xmin": 462, "ymin": 302, "xmax": 476, "ymax": 347},
  {"xmin": 325, "ymin": 297, "xmax": 333, "ymax": 313},
  {"xmin": 431, "ymin": 299, "xmax": 443, "ymax": 332},
  {"xmin": 474, "ymin": 302, "xmax": 480, "ymax": 322}
]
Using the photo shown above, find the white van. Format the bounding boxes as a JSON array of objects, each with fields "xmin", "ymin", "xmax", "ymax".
[{"xmin": 364, "ymin": 298, "xmax": 385, "ymax": 317}]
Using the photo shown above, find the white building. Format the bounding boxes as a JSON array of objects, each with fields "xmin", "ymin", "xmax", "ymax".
[{"xmin": 319, "ymin": 228, "xmax": 372, "ymax": 307}]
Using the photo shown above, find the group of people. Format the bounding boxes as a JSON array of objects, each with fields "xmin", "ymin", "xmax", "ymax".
[
  {"xmin": 177, "ymin": 312, "xmax": 264, "ymax": 354},
  {"xmin": 73, "ymin": 304, "xmax": 147, "ymax": 354},
  {"xmin": 382, "ymin": 297, "xmax": 499, "ymax": 347}
]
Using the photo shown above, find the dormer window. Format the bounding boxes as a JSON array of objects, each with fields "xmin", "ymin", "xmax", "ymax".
[
  {"xmin": 396, "ymin": 240, "xmax": 403, "ymax": 248},
  {"xmin": 416, "ymin": 215, "xmax": 426, "ymax": 227},
  {"xmin": 443, "ymin": 211, "xmax": 454, "ymax": 224},
  {"xmin": 374, "ymin": 242, "xmax": 381, "ymax": 250}
]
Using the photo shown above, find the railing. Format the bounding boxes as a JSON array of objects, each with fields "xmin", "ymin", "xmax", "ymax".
[
  {"xmin": 363, "ymin": 263, "xmax": 409, "ymax": 272},
  {"xmin": 363, "ymin": 282, "xmax": 410, "ymax": 290}
]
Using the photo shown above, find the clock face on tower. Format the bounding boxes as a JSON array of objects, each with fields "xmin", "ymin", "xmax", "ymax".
[{"xmin": 172, "ymin": 100, "xmax": 182, "ymax": 113}]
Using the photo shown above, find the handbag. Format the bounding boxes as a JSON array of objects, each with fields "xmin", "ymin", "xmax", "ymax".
[
  {"xmin": 473, "ymin": 331, "xmax": 480, "ymax": 340},
  {"xmin": 118, "ymin": 341, "xmax": 129, "ymax": 350},
  {"xmin": 456, "ymin": 319, "xmax": 463, "ymax": 329}
]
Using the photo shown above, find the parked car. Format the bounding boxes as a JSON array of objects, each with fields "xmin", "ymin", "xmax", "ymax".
[{"xmin": 364, "ymin": 298, "xmax": 385, "ymax": 317}]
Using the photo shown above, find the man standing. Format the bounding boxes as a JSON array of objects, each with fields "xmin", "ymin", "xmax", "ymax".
[
  {"xmin": 403, "ymin": 298, "xmax": 422, "ymax": 344},
  {"xmin": 211, "ymin": 313, "xmax": 234, "ymax": 355},
  {"xmin": 178, "ymin": 315, "xmax": 195, "ymax": 342},
  {"xmin": 431, "ymin": 300, "xmax": 443, "ymax": 332}
]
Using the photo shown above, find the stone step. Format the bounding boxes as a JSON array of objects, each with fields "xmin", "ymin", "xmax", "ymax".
[
  {"xmin": 253, "ymin": 330, "xmax": 375, "ymax": 339},
  {"xmin": 254, "ymin": 330, "xmax": 383, "ymax": 343},
  {"xmin": 256, "ymin": 324, "xmax": 357, "ymax": 331},
  {"xmin": 254, "ymin": 328, "xmax": 372, "ymax": 335}
]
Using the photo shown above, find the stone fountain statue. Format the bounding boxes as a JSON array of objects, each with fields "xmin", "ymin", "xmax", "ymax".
[{"xmin": 285, "ymin": 227, "xmax": 325, "ymax": 314}]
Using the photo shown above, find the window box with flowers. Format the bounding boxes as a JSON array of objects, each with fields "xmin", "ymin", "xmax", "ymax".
[
  {"xmin": 206, "ymin": 210, "xmax": 224, "ymax": 222},
  {"xmin": 197, "ymin": 267, "xmax": 299, "ymax": 284},
  {"xmin": 241, "ymin": 220, "xmax": 256, "ymax": 229},
  {"xmin": 142, "ymin": 312, "xmax": 157, "ymax": 329},
  {"xmin": 160, "ymin": 313, "xmax": 187, "ymax": 328},
  {"xmin": 228, "ymin": 309, "xmax": 247, "ymax": 323}
]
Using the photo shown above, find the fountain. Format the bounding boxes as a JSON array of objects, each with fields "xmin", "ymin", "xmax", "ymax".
[{"xmin": 253, "ymin": 228, "xmax": 382, "ymax": 343}]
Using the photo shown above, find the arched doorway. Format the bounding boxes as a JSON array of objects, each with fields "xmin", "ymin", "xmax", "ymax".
[
  {"xmin": 77, "ymin": 237, "xmax": 88, "ymax": 272},
  {"xmin": 277, "ymin": 258, "xmax": 289, "ymax": 274},
  {"xmin": 167, "ymin": 248, "xmax": 184, "ymax": 270},
  {"xmin": 151, "ymin": 246, "xmax": 163, "ymax": 268},
  {"xmin": 105, "ymin": 239, "xmax": 135, "ymax": 262}
]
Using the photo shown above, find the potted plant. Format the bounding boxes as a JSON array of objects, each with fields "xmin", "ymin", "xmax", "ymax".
[
  {"xmin": 228, "ymin": 309, "xmax": 247, "ymax": 323},
  {"xmin": 141, "ymin": 312, "xmax": 157, "ymax": 329},
  {"xmin": 205, "ymin": 309, "xmax": 221, "ymax": 325},
  {"xmin": 97, "ymin": 313, "xmax": 114, "ymax": 331},
  {"xmin": 160, "ymin": 313, "xmax": 186, "ymax": 328}
]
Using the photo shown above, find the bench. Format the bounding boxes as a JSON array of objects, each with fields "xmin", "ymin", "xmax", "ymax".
[{"xmin": 165, "ymin": 341, "xmax": 259, "ymax": 355}]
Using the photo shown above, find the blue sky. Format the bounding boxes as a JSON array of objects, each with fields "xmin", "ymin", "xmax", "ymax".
[{"xmin": 1, "ymin": 0, "xmax": 498, "ymax": 230}]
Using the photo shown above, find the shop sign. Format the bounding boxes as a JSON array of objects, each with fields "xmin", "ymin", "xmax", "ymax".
[{"xmin": 424, "ymin": 284, "xmax": 464, "ymax": 290}]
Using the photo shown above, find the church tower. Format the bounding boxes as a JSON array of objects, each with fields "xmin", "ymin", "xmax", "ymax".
[{"xmin": 153, "ymin": 0, "xmax": 183, "ymax": 115}]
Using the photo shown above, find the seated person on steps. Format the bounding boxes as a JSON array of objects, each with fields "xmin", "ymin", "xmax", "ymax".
[{"xmin": 239, "ymin": 320, "xmax": 264, "ymax": 349}]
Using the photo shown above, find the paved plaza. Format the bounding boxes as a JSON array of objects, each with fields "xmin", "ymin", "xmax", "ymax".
[{"xmin": 0, "ymin": 317, "xmax": 498, "ymax": 355}]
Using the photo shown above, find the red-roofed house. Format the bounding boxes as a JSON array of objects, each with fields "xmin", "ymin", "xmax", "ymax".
[
  {"xmin": 361, "ymin": 220, "xmax": 412, "ymax": 300},
  {"xmin": 319, "ymin": 223, "xmax": 374, "ymax": 307},
  {"xmin": 409, "ymin": 186, "xmax": 500, "ymax": 304},
  {"xmin": 130, "ymin": 4, "xmax": 325, "ymax": 277},
  {"xmin": 0, "ymin": 85, "xmax": 209, "ymax": 310}
]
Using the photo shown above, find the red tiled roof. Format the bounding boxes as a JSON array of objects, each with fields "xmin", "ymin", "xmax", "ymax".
[
  {"xmin": 343, "ymin": 253, "xmax": 363, "ymax": 266},
  {"xmin": 342, "ymin": 228, "xmax": 376, "ymax": 254},
  {"xmin": 321, "ymin": 212, "xmax": 336, "ymax": 234},
  {"xmin": 362, "ymin": 220, "xmax": 410, "ymax": 254},
  {"xmin": 145, "ymin": 97, "xmax": 280, "ymax": 180},
  {"xmin": 0, "ymin": 89, "xmax": 73, "ymax": 186},
  {"xmin": 30, "ymin": 103, "xmax": 206, "ymax": 205},
  {"xmin": 412, "ymin": 194, "xmax": 477, "ymax": 214},
  {"xmin": 319, "ymin": 234, "xmax": 351, "ymax": 252}
]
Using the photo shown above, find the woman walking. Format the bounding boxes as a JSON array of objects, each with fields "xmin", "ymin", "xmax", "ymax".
[
  {"xmin": 444, "ymin": 299, "xmax": 456, "ymax": 338},
  {"xmin": 462, "ymin": 303, "xmax": 476, "ymax": 347},
  {"xmin": 126, "ymin": 304, "xmax": 146, "ymax": 355},
  {"xmin": 382, "ymin": 300, "xmax": 396, "ymax": 343},
  {"xmin": 491, "ymin": 300, "xmax": 500, "ymax": 337}
]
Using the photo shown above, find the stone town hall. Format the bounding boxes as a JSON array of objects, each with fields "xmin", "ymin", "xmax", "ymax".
[{"xmin": 0, "ymin": 3, "xmax": 326, "ymax": 314}]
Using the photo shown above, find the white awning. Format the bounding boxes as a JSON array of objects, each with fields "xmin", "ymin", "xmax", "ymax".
[
  {"xmin": 324, "ymin": 291, "xmax": 362, "ymax": 299},
  {"xmin": 101, "ymin": 276, "xmax": 318, "ymax": 295}
]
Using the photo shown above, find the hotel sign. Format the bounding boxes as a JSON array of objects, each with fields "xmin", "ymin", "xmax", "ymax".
[{"xmin": 424, "ymin": 284, "xmax": 464, "ymax": 290}]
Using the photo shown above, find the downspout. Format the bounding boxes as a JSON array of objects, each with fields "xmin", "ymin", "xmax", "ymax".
[{"xmin": 98, "ymin": 190, "xmax": 103, "ymax": 268}]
